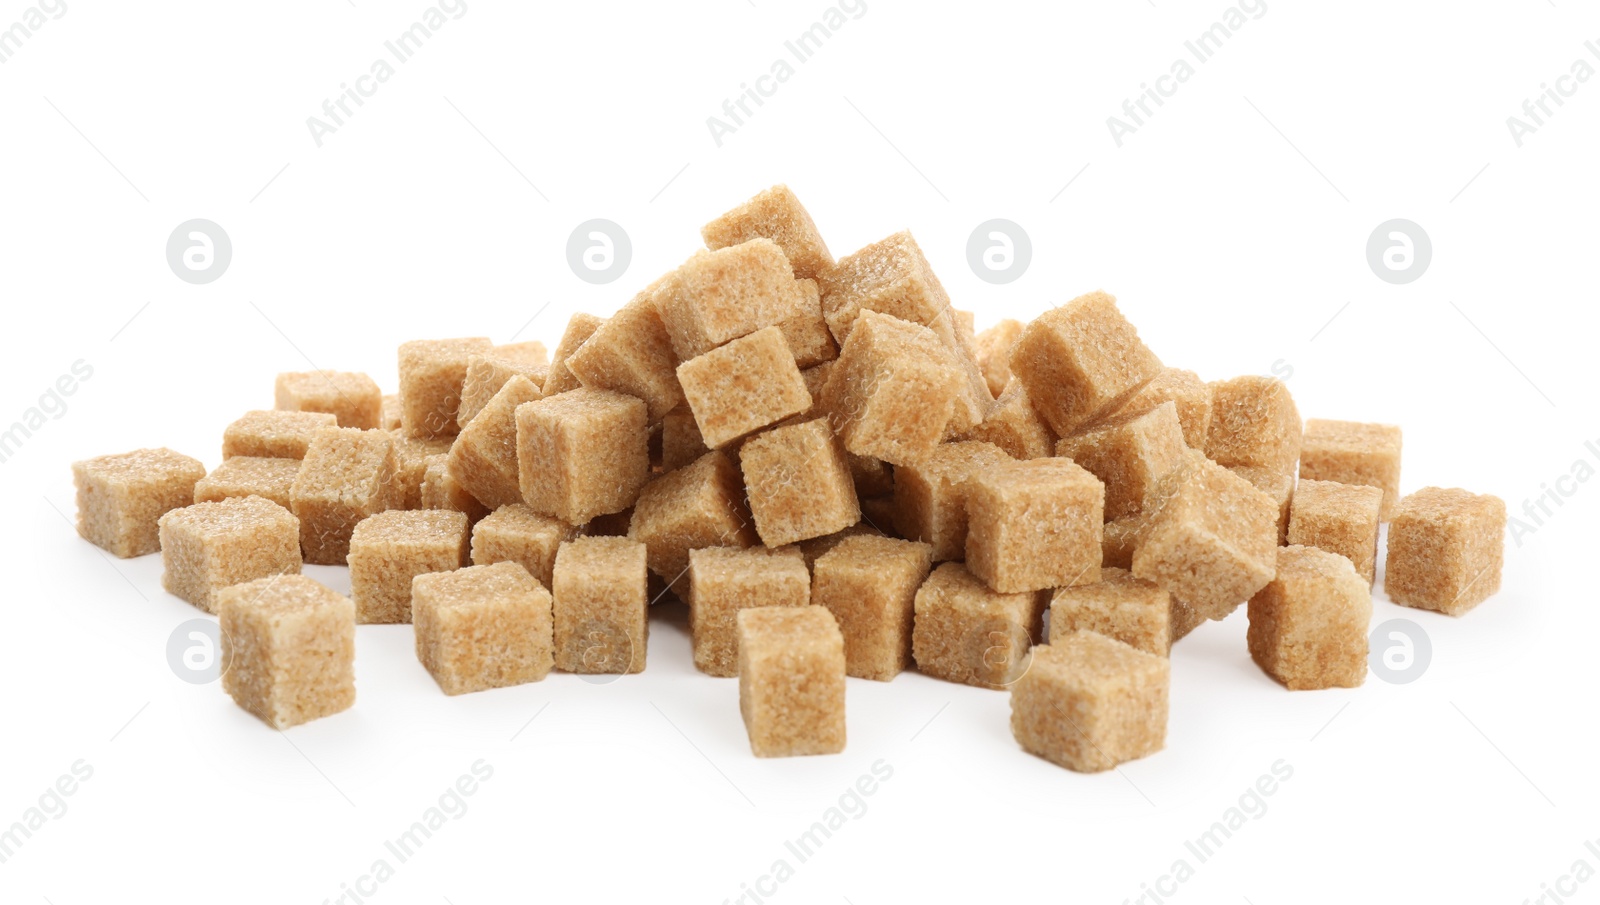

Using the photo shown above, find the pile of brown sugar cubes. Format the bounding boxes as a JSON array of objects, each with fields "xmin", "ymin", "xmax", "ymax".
[{"xmin": 70, "ymin": 185, "xmax": 1508, "ymax": 770}]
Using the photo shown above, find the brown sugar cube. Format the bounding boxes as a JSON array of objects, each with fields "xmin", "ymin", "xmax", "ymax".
[
  {"xmin": 1056, "ymin": 401, "xmax": 1188, "ymax": 521},
  {"xmin": 966, "ymin": 458, "xmax": 1104, "ymax": 594},
  {"xmin": 567, "ymin": 286, "xmax": 683, "ymax": 423},
  {"xmin": 628, "ymin": 450, "xmax": 756, "ymax": 584},
  {"xmin": 660, "ymin": 405, "xmax": 710, "ymax": 473},
  {"xmin": 1009, "ymin": 631, "xmax": 1169, "ymax": 772},
  {"xmin": 1049, "ymin": 567, "xmax": 1170, "ymax": 656},
  {"xmin": 219, "ymin": 575, "xmax": 355, "ymax": 729},
  {"xmin": 381, "ymin": 394, "xmax": 402, "ymax": 431},
  {"xmin": 290, "ymin": 427, "xmax": 398, "ymax": 565},
  {"xmin": 1230, "ymin": 465, "xmax": 1295, "ymax": 545},
  {"xmin": 813, "ymin": 535, "xmax": 933, "ymax": 680},
  {"xmin": 657, "ymin": 238, "xmax": 798, "ymax": 360},
  {"xmin": 1288, "ymin": 479, "xmax": 1383, "ymax": 584},
  {"xmin": 543, "ymin": 312, "xmax": 604, "ymax": 397},
  {"xmin": 816, "ymin": 230, "xmax": 957, "ymax": 347},
  {"xmin": 72, "ymin": 448, "xmax": 206, "ymax": 559},
  {"xmin": 470, "ymin": 503, "xmax": 574, "ymax": 589},
  {"xmin": 1384, "ymin": 487, "xmax": 1506, "ymax": 616},
  {"xmin": 159, "ymin": 496, "xmax": 301, "ymax": 613},
  {"xmin": 819, "ymin": 310, "xmax": 962, "ymax": 466},
  {"xmin": 1205, "ymin": 376, "xmax": 1302, "ymax": 474},
  {"xmin": 223, "ymin": 410, "xmax": 338, "ymax": 460},
  {"xmin": 398, "ymin": 337, "xmax": 493, "ymax": 439},
  {"xmin": 194, "ymin": 456, "xmax": 302, "ymax": 511},
  {"xmin": 448, "ymin": 375, "xmax": 542, "ymax": 510},
  {"xmin": 347, "ymin": 509, "xmax": 469, "ymax": 624},
  {"xmin": 912, "ymin": 562, "xmax": 1044, "ymax": 689},
  {"xmin": 738, "ymin": 417, "xmax": 860, "ymax": 547},
  {"xmin": 458, "ymin": 342, "xmax": 548, "ymax": 428},
  {"xmin": 1300, "ymin": 419, "xmax": 1404, "ymax": 520},
  {"xmin": 1010, "ymin": 291, "xmax": 1164, "ymax": 437},
  {"xmin": 959, "ymin": 381, "xmax": 1056, "ymax": 460},
  {"xmin": 274, "ymin": 370, "xmax": 383, "ymax": 430},
  {"xmin": 974, "ymin": 319, "xmax": 1024, "ymax": 397},
  {"xmin": 413, "ymin": 561, "xmax": 554, "ymax": 694},
  {"xmin": 688, "ymin": 546, "xmax": 810, "ymax": 677},
  {"xmin": 551, "ymin": 536, "xmax": 648, "ymax": 674},
  {"xmin": 391, "ymin": 434, "xmax": 454, "ymax": 510},
  {"xmin": 738, "ymin": 606, "xmax": 846, "ymax": 757},
  {"xmin": 701, "ymin": 184, "xmax": 835, "ymax": 282},
  {"xmin": 1248, "ymin": 545, "xmax": 1372, "ymax": 689},
  {"xmin": 421, "ymin": 455, "xmax": 489, "ymax": 524},
  {"xmin": 1102, "ymin": 367, "xmax": 1213, "ymax": 449},
  {"xmin": 776, "ymin": 279, "xmax": 838, "ymax": 368},
  {"xmin": 677, "ymin": 326, "xmax": 812, "ymax": 448},
  {"xmin": 1132, "ymin": 453, "xmax": 1277, "ymax": 621},
  {"xmin": 892, "ymin": 440, "xmax": 1012, "ymax": 561},
  {"xmin": 516, "ymin": 388, "xmax": 649, "ymax": 525}
]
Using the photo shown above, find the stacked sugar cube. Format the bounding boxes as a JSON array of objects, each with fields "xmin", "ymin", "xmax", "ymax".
[{"xmin": 69, "ymin": 185, "xmax": 1506, "ymax": 769}]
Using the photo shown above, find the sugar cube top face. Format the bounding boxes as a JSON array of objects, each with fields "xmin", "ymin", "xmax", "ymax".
[
  {"xmin": 737, "ymin": 417, "xmax": 860, "ymax": 547},
  {"xmin": 1204, "ymin": 376, "xmax": 1302, "ymax": 475},
  {"xmin": 1009, "ymin": 291, "xmax": 1164, "ymax": 437},
  {"xmin": 1384, "ymin": 486, "xmax": 1506, "ymax": 616},
  {"xmin": 688, "ymin": 546, "xmax": 811, "ymax": 677},
  {"xmin": 1056, "ymin": 400, "xmax": 1188, "ymax": 522},
  {"xmin": 1287, "ymin": 479, "xmax": 1383, "ymax": 584},
  {"xmin": 398, "ymin": 337, "xmax": 494, "ymax": 439},
  {"xmin": 72, "ymin": 447, "xmax": 207, "ymax": 558},
  {"xmin": 1247, "ymin": 545, "xmax": 1372, "ymax": 690},
  {"xmin": 965, "ymin": 457, "xmax": 1104, "ymax": 594},
  {"xmin": 812, "ymin": 535, "xmax": 933, "ymax": 681},
  {"xmin": 816, "ymin": 230, "xmax": 957, "ymax": 347},
  {"xmin": 543, "ymin": 312, "xmax": 605, "ymax": 397},
  {"xmin": 627, "ymin": 450, "xmax": 757, "ymax": 583},
  {"xmin": 657, "ymin": 238, "xmax": 799, "ymax": 361},
  {"xmin": 820, "ymin": 310, "xmax": 963, "ymax": 467},
  {"xmin": 194, "ymin": 456, "xmax": 302, "ymax": 511},
  {"xmin": 274, "ymin": 371, "xmax": 383, "ymax": 430},
  {"xmin": 702, "ymin": 184, "xmax": 835, "ymax": 282},
  {"xmin": 159, "ymin": 495, "xmax": 302, "ymax": 613},
  {"xmin": 551, "ymin": 536, "xmax": 648, "ymax": 674},
  {"xmin": 222, "ymin": 410, "xmax": 339, "ymax": 460},
  {"xmin": 289, "ymin": 427, "xmax": 398, "ymax": 565},
  {"xmin": 893, "ymin": 440, "xmax": 1013, "ymax": 561},
  {"xmin": 448, "ymin": 375, "xmax": 543, "ymax": 510},
  {"xmin": 1299, "ymin": 418, "xmax": 1403, "ymax": 520},
  {"xmin": 912, "ymin": 562, "xmax": 1044, "ymax": 689},
  {"xmin": 737, "ymin": 605, "xmax": 847, "ymax": 757},
  {"xmin": 677, "ymin": 325, "xmax": 812, "ymax": 449},
  {"xmin": 470, "ymin": 503, "xmax": 573, "ymax": 589},
  {"xmin": 1009, "ymin": 631, "xmax": 1170, "ymax": 773},
  {"xmin": 566, "ymin": 285, "xmax": 684, "ymax": 423},
  {"xmin": 1049, "ymin": 567, "xmax": 1171, "ymax": 656},
  {"xmin": 516, "ymin": 388, "xmax": 650, "ymax": 525},
  {"xmin": 218, "ymin": 574, "xmax": 356, "ymax": 729},
  {"xmin": 412, "ymin": 561, "xmax": 555, "ymax": 694}
]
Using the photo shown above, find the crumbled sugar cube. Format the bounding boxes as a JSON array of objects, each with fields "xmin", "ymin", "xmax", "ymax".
[
  {"xmin": 1049, "ymin": 567, "xmax": 1171, "ymax": 656},
  {"xmin": 813, "ymin": 535, "xmax": 933, "ymax": 680},
  {"xmin": 159, "ymin": 496, "xmax": 301, "ymax": 613},
  {"xmin": 1299, "ymin": 419, "xmax": 1403, "ymax": 520},
  {"xmin": 274, "ymin": 370, "xmax": 383, "ymax": 430},
  {"xmin": 421, "ymin": 455, "xmax": 489, "ymax": 524},
  {"xmin": 1056, "ymin": 400, "xmax": 1188, "ymax": 521},
  {"xmin": 1101, "ymin": 367, "xmax": 1212, "ymax": 449},
  {"xmin": 657, "ymin": 238, "xmax": 799, "ymax": 360},
  {"xmin": 398, "ymin": 337, "xmax": 493, "ymax": 439},
  {"xmin": 1287, "ymin": 479, "xmax": 1383, "ymax": 584},
  {"xmin": 912, "ymin": 562, "xmax": 1044, "ymax": 688},
  {"xmin": 701, "ymin": 184, "xmax": 835, "ymax": 281},
  {"xmin": 1247, "ymin": 545, "xmax": 1372, "ymax": 689},
  {"xmin": 347, "ymin": 509, "xmax": 469, "ymax": 624},
  {"xmin": 974, "ymin": 319, "xmax": 1024, "ymax": 397},
  {"xmin": 194, "ymin": 456, "xmax": 302, "ymax": 511},
  {"xmin": 412, "ymin": 561, "xmax": 554, "ymax": 694},
  {"xmin": 1009, "ymin": 631, "xmax": 1169, "ymax": 772},
  {"xmin": 391, "ymin": 434, "xmax": 454, "ymax": 510},
  {"xmin": 458, "ymin": 342, "xmax": 548, "ymax": 428},
  {"xmin": 1384, "ymin": 487, "xmax": 1505, "ymax": 616},
  {"xmin": 566, "ymin": 285, "xmax": 684, "ymax": 423},
  {"xmin": 1204, "ymin": 376, "xmax": 1302, "ymax": 474},
  {"xmin": 1229, "ymin": 465, "xmax": 1295, "ymax": 545},
  {"xmin": 223, "ymin": 410, "xmax": 338, "ymax": 460},
  {"xmin": 775, "ymin": 279, "xmax": 838, "ymax": 368},
  {"xmin": 627, "ymin": 450, "xmax": 756, "ymax": 584},
  {"xmin": 72, "ymin": 448, "xmax": 206, "ymax": 559},
  {"xmin": 966, "ymin": 457, "xmax": 1104, "ymax": 594},
  {"xmin": 516, "ymin": 388, "xmax": 649, "ymax": 525},
  {"xmin": 543, "ymin": 313, "xmax": 604, "ymax": 397},
  {"xmin": 688, "ymin": 546, "xmax": 810, "ymax": 677},
  {"xmin": 447, "ymin": 375, "xmax": 542, "ymax": 510},
  {"xmin": 737, "ymin": 417, "xmax": 860, "ymax": 547},
  {"xmin": 470, "ymin": 503, "xmax": 574, "ymax": 589},
  {"xmin": 219, "ymin": 574, "xmax": 355, "ymax": 729},
  {"xmin": 1010, "ymin": 291, "xmax": 1163, "ymax": 437},
  {"xmin": 677, "ymin": 325, "xmax": 812, "ymax": 448},
  {"xmin": 660, "ymin": 404, "xmax": 710, "ymax": 473},
  {"xmin": 820, "ymin": 310, "xmax": 963, "ymax": 466},
  {"xmin": 288, "ymin": 427, "xmax": 397, "ymax": 565},
  {"xmin": 958, "ymin": 381, "xmax": 1056, "ymax": 460},
  {"xmin": 737, "ymin": 606, "xmax": 847, "ymax": 757},
  {"xmin": 551, "ymin": 536, "xmax": 648, "ymax": 674},
  {"xmin": 892, "ymin": 440, "xmax": 1013, "ymax": 561}
]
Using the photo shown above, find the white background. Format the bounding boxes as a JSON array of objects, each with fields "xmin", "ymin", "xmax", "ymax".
[{"xmin": 3, "ymin": 1, "xmax": 1597, "ymax": 903}]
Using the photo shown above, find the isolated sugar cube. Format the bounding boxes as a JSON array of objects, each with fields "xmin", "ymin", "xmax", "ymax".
[
  {"xmin": 1010, "ymin": 631, "xmax": 1169, "ymax": 772},
  {"xmin": 72, "ymin": 448, "xmax": 206, "ymax": 558},
  {"xmin": 1384, "ymin": 487, "xmax": 1505, "ymax": 616},
  {"xmin": 738, "ymin": 606, "xmax": 847, "ymax": 758},
  {"xmin": 816, "ymin": 230, "xmax": 957, "ymax": 347},
  {"xmin": 159, "ymin": 496, "xmax": 301, "ymax": 613},
  {"xmin": 219, "ymin": 575, "xmax": 355, "ymax": 729}
]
